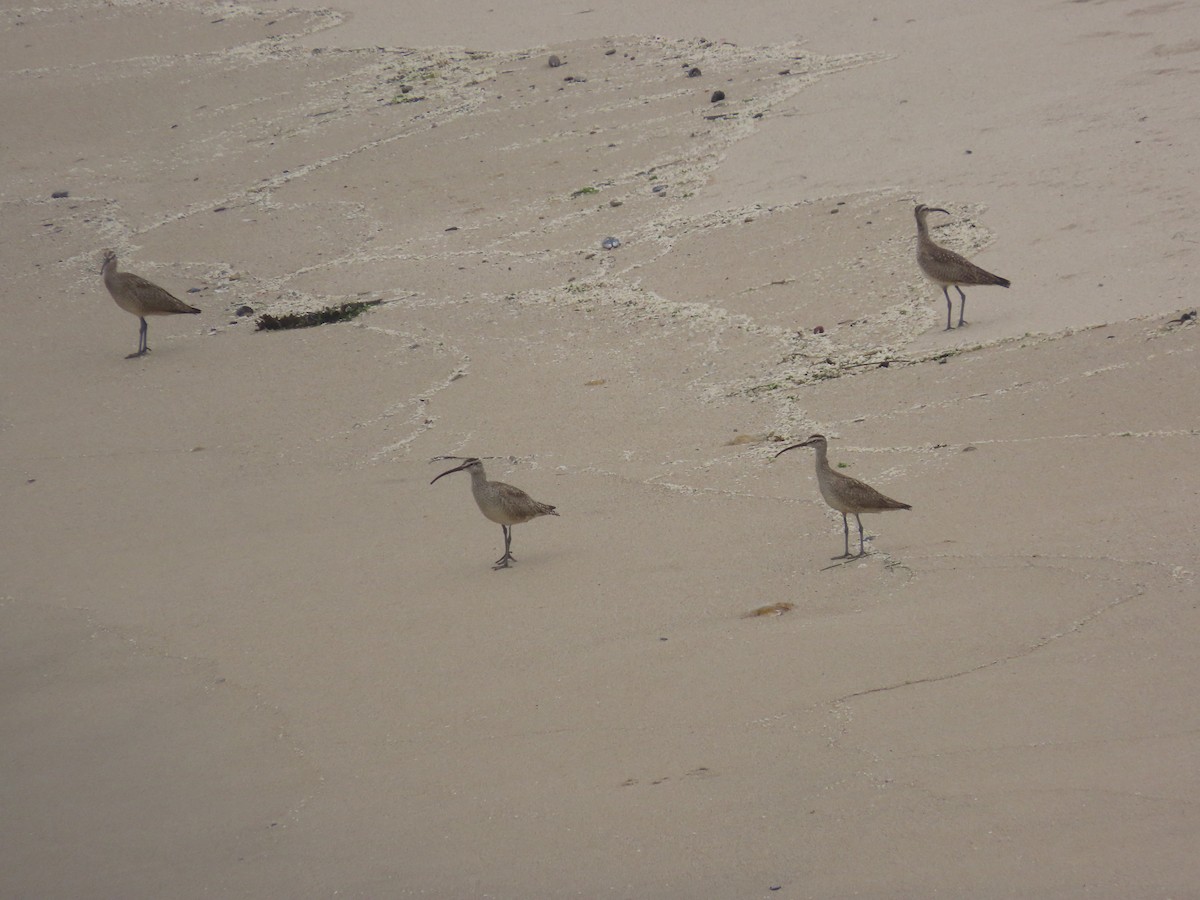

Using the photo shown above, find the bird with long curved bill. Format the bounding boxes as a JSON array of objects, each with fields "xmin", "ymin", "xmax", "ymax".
[
  {"xmin": 914, "ymin": 204, "xmax": 1010, "ymax": 330},
  {"xmin": 775, "ymin": 434, "xmax": 911, "ymax": 559},
  {"xmin": 430, "ymin": 457, "xmax": 559, "ymax": 570}
]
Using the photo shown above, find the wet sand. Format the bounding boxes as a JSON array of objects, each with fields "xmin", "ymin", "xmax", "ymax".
[{"xmin": 2, "ymin": 0, "xmax": 1198, "ymax": 896}]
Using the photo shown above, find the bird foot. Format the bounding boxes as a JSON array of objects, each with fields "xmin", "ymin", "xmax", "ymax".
[
  {"xmin": 492, "ymin": 554, "xmax": 516, "ymax": 570},
  {"xmin": 830, "ymin": 552, "xmax": 854, "ymax": 560},
  {"xmin": 125, "ymin": 348, "xmax": 151, "ymax": 359}
]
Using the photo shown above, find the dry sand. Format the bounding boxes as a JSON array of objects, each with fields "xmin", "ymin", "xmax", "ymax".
[{"xmin": 2, "ymin": 0, "xmax": 1198, "ymax": 897}]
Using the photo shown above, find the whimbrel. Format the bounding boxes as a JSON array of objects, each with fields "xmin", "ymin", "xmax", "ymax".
[
  {"xmin": 430, "ymin": 457, "xmax": 559, "ymax": 569},
  {"xmin": 914, "ymin": 204, "xmax": 1010, "ymax": 330},
  {"xmin": 100, "ymin": 250, "xmax": 200, "ymax": 358},
  {"xmin": 775, "ymin": 434, "xmax": 911, "ymax": 559}
]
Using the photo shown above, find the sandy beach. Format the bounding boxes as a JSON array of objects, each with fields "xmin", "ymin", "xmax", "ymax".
[{"xmin": 2, "ymin": 0, "xmax": 1198, "ymax": 896}]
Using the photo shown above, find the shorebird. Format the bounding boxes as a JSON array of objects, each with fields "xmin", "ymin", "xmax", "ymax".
[
  {"xmin": 100, "ymin": 249, "xmax": 201, "ymax": 358},
  {"xmin": 775, "ymin": 434, "xmax": 911, "ymax": 559},
  {"xmin": 430, "ymin": 457, "xmax": 559, "ymax": 569},
  {"xmin": 914, "ymin": 204, "xmax": 1010, "ymax": 330}
]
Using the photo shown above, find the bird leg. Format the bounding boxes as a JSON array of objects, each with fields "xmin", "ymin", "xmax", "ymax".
[
  {"xmin": 831, "ymin": 513, "xmax": 854, "ymax": 560},
  {"xmin": 942, "ymin": 287, "xmax": 954, "ymax": 330},
  {"xmin": 854, "ymin": 513, "xmax": 868, "ymax": 557},
  {"xmin": 492, "ymin": 524, "xmax": 516, "ymax": 570},
  {"xmin": 126, "ymin": 317, "xmax": 151, "ymax": 359},
  {"xmin": 956, "ymin": 286, "xmax": 968, "ymax": 327}
]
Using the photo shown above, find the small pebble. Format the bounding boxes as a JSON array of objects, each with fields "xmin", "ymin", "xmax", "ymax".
[
  {"xmin": 51, "ymin": 190, "xmax": 69, "ymax": 199},
  {"xmin": 187, "ymin": 287, "xmax": 203, "ymax": 294},
  {"xmin": 608, "ymin": 198, "xmax": 623, "ymax": 207},
  {"xmin": 710, "ymin": 90, "xmax": 725, "ymax": 102},
  {"xmin": 235, "ymin": 305, "xmax": 254, "ymax": 317},
  {"xmin": 687, "ymin": 67, "xmax": 702, "ymax": 77},
  {"xmin": 651, "ymin": 183, "xmax": 667, "ymax": 193},
  {"xmin": 813, "ymin": 325, "xmax": 824, "ymax": 334},
  {"xmin": 601, "ymin": 236, "xmax": 621, "ymax": 250},
  {"xmin": 548, "ymin": 54, "xmax": 562, "ymax": 68}
]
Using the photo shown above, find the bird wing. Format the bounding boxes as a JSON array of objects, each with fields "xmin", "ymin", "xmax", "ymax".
[
  {"xmin": 919, "ymin": 241, "xmax": 972, "ymax": 273},
  {"xmin": 920, "ymin": 242, "xmax": 1008, "ymax": 288},
  {"xmin": 831, "ymin": 470, "xmax": 910, "ymax": 512},
  {"xmin": 494, "ymin": 481, "xmax": 557, "ymax": 520},
  {"xmin": 114, "ymin": 272, "xmax": 200, "ymax": 314}
]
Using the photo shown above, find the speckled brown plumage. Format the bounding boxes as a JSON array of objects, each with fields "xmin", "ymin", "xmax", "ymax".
[
  {"xmin": 431, "ymin": 457, "xmax": 559, "ymax": 569},
  {"xmin": 775, "ymin": 434, "xmax": 911, "ymax": 559},
  {"xmin": 915, "ymin": 204, "xmax": 1010, "ymax": 330},
  {"xmin": 101, "ymin": 249, "xmax": 200, "ymax": 358}
]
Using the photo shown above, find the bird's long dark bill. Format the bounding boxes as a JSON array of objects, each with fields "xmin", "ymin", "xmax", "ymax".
[
  {"xmin": 774, "ymin": 442, "xmax": 811, "ymax": 458},
  {"xmin": 430, "ymin": 463, "xmax": 470, "ymax": 484}
]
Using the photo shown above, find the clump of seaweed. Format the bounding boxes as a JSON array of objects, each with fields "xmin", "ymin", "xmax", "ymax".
[
  {"xmin": 256, "ymin": 299, "xmax": 382, "ymax": 331},
  {"xmin": 742, "ymin": 602, "xmax": 795, "ymax": 618}
]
